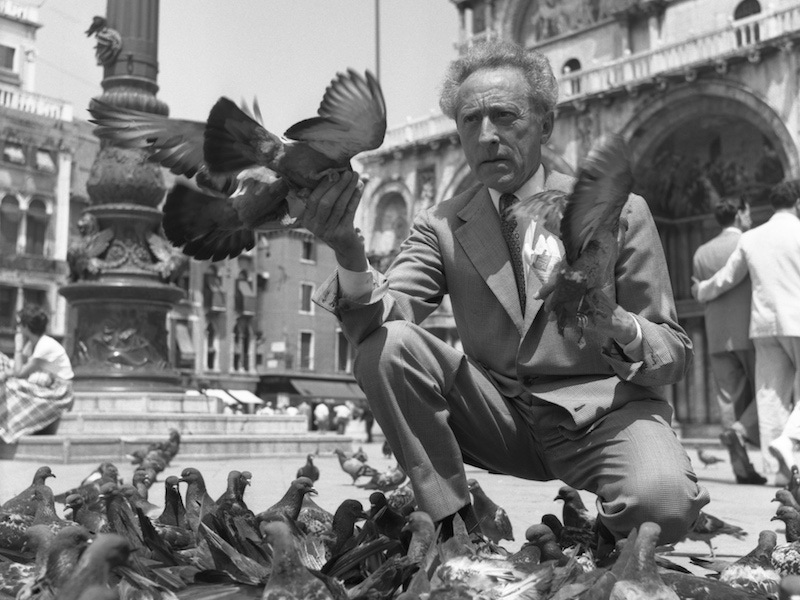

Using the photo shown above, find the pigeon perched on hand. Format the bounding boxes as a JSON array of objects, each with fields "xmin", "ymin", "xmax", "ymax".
[
  {"xmin": 89, "ymin": 69, "xmax": 386, "ymax": 262},
  {"xmin": 518, "ymin": 134, "xmax": 634, "ymax": 343}
]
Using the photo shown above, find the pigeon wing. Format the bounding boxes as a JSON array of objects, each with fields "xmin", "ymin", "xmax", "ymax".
[
  {"xmin": 560, "ymin": 134, "xmax": 633, "ymax": 265},
  {"xmin": 146, "ymin": 232, "xmax": 178, "ymax": 263},
  {"xmin": 89, "ymin": 100, "xmax": 206, "ymax": 178},
  {"xmin": 284, "ymin": 69, "xmax": 387, "ymax": 163},
  {"xmin": 84, "ymin": 229, "xmax": 114, "ymax": 258}
]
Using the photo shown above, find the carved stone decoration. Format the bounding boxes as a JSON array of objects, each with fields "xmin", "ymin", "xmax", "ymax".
[
  {"xmin": 748, "ymin": 50, "xmax": 761, "ymax": 63},
  {"xmin": 86, "ymin": 146, "xmax": 165, "ymax": 208},
  {"xmin": 684, "ymin": 68, "xmax": 698, "ymax": 83},
  {"xmin": 715, "ymin": 59, "xmax": 729, "ymax": 74},
  {"xmin": 66, "ymin": 213, "xmax": 113, "ymax": 282}
]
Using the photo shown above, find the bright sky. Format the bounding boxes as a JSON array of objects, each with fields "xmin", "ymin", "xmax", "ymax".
[{"xmin": 34, "ymin": 0, "xmax": 461, "ymax": 133}]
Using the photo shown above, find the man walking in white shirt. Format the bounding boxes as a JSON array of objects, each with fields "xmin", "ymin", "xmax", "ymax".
[
  {"xmin": 694, "ymin": 182, "xmax": 800, "ymax": 485},
  {"xmin": 692, "ymin": 197, "xmax": 764, "ymax": 484}
]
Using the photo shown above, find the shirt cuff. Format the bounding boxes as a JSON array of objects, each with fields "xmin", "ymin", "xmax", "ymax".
[
  {"xmin": 338, "ymin": 266, "xmax": 375, "ymax": 302},
  {"xmin": 615, "ymin": 314, "xmax": 644, "ymax": 362}
]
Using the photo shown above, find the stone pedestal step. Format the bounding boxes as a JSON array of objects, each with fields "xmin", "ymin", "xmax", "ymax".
[
  {"xmin": 58, "ymin": 413, "xmax": 308, "ymax": 436},
  {"xmin": 71, "ymin": 392, "xmax": 220, "ymax": 414},
  {"xmin": 0, "ymin": 433, "xmax": 355, "ymax": 464}
]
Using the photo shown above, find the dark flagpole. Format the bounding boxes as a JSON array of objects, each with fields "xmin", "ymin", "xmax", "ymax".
[{"xmin": 375, "ymin": 0, "xmax": 381, "ymax": 82}]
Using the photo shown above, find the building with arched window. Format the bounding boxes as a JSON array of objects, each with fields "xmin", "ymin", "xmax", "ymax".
[
  {"xmin": 357, "ymin": 0, "xmax": 800, "ymax": 438},
  {"xmin": 0, "ymin": 3, "xmax": 98, "ymax": 356}
]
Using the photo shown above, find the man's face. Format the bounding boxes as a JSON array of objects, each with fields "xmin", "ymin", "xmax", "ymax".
[{"xmin": 455, "ymin": 67, "xmax": 553, "ymax": 194}]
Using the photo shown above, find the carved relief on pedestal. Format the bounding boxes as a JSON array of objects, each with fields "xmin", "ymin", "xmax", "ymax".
[{"xmin": 73, "ymin": 306, "xmax": 169, "ymax": 371}]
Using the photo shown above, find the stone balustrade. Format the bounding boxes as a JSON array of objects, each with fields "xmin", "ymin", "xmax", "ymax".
[
  {"xmin": 377, "ymin": 5, "xmax": 800, "ymax": 151},
  {"xmin": 559, "ymin": 5, "xmax": 800, "ymax": 100},
  {"xmin": 0, "ymin": 84, "xmax": 73, "ymax": 122}
]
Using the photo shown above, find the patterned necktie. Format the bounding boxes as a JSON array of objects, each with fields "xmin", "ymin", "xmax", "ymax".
[{"xmin": 499, "ymin": 193, "xmax": 526, "ymax": 313}]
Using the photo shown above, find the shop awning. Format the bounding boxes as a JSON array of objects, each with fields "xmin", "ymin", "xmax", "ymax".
[
  {"xmin": 203, "ymin": 388, "xmax": 239, "ymax": 406},
  {"xmin": 290, "ymin": 379, "xmax": 366, "ymax": 400},
  {"xmin": 174, "ymin": 322, "xmax": 195, "ymax": 361},
  {"xmin": 227, "ymin": 389, "xmax": 263, "ymax": 405}
]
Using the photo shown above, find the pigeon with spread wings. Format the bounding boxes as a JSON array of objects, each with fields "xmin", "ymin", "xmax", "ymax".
[
  {"xmin": 512, "ymin": 134, "xmax": 634, "ymax": 343},
  {"xmin": 88, "ymin": 69, "xmax": 386, "ymax": 261}
]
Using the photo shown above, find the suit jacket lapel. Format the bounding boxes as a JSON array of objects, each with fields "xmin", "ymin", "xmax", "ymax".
[{"xmin": 455, "ymin": 187, "xmax": 525, "ymax": 334}]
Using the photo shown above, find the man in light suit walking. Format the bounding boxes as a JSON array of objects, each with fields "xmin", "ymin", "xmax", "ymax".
[
  {"xmin": 692, "ymin": 198, "xmax": 765, "ymax": 484},
  {"xmin": 694, "ymin": 182, "xmax": 800, "ymax": 485},
  {"xmin": 304, "ymin": 39, "xmax": 708, "ymax": 548}
]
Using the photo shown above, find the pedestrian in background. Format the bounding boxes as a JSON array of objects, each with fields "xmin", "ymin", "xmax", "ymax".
[
  {"xmin": 0, "ymin": 304, "xmax": 74, "ymax": 443},
  {"xmin": 694, "ymin": 181, "xmax": 800, "ymax": 485},
  {"xmin": 692, "ymin": 197, "xmax": 765, "ymax": 484}
]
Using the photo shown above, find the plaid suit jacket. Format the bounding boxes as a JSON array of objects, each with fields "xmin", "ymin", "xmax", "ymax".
[{"xmin": 315, "ymin": 169, "xmax": 692, "ymax": 429}]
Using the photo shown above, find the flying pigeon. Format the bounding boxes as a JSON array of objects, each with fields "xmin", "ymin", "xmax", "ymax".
[
  {"xmin": 516, "ymin": 134, "xmax": 634, "ymax": 343},
  {"xmin": 88, "ymin": 69, "xmax": 386, "ymax": 261}
]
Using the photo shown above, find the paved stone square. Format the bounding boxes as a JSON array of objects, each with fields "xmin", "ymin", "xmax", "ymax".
[{"xmin": 0, "ymin": 433, "xmax": 781, "ymax": 575}]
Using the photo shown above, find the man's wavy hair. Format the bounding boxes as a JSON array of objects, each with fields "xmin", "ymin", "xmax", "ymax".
[
  {"xmin": 18, "ymin": 304, "xmax": 49, "ymax": 336},
  {"xmin": 712, "ymin": 197, "xmax": 745, "ymax": 227},
  {"xmin": 439, "ymin": 39, "xmax": 559, "ymax": 120},
  {"xmin": 769, "ymin": 180, "xmax": 800, "ymax": 209}
]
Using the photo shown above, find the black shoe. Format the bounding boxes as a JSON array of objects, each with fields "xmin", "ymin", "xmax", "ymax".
[
  {"xmin": 735, "ymin": 472, "xmax": 767, "ymax": 485},
  {"xmin": 721, "ymin": 428, "xmax": 764, "ymax": 483}
]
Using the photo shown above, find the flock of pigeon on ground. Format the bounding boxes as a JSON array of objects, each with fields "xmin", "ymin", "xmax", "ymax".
[{"xmin": 3, "ymin": 433, "xmax": 800, "ymax": 600}]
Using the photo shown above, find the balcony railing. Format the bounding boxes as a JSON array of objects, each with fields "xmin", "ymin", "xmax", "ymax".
[
  {"xmin": 0, "ymin": 0, "xmax": 37, "ymax": 23},
  {"xmin": 375, "ymin": 5, "xmax": 800, "ymax": 151},
  {"xmin": 559, "ymin": 4, "xmax": 800, "ymax": 100},
  {"xmin": 0, "ymin": 84, "xmax": 73, "ymax": 122},
  {"xmin": 380, "ymin": 113, "xmax": 456, "ymax": 150}
]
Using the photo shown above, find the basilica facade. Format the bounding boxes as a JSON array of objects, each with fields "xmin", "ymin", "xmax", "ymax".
[{"xmin": 355, "ymin": 0, "xmax": 800, "ymax": 434}]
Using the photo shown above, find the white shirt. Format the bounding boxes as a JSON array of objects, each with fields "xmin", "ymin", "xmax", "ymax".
[
  {"xmin": 29, "ymin": 335, "xmax": 74, "ymax": 380},
  {"xmin": 338, "ymin": 167, "xmax": 642, "ymax": 357}
]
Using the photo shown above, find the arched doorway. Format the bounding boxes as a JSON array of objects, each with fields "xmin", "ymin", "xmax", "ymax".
[
  {"xmin": 622, "ymin": 83, "xmax": 796, "ymax": 432},
  {"xmin": 368, "ymin": 191, "xmax": 409, "ymax": 272}
]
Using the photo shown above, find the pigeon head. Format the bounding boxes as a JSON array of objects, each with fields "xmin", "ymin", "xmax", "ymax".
[
  {"xmin": 98, "ymin": 481, "xmax": 118, "ymax": 499},
  {"xmin": 33, "ymin": 466, "xmax": 56, "ymax": 483},
  {"xmin": 554, "ymin": 486, "xmax": 583, "ymax": 504},
  {"xmin": 65, "ymin": 493, "xmax": 84, "ymax": 513},
  {"xmin": 525, "ymin": 523, "xmax": 558, "ymax": 545},
  {"xmin": 179, "ymin": 467, "xmax": 204, "ymax": 485},
  {"xmin": 772, "ymin": 505, "xmax": 800, "ymax": 524},
  {"xmin": 165, "ymin": 475, "xmax": 180, "ymax": 489},
  {"xmin": 466, "ymin": 479, "xmax": 480, "ymax": 492},
  {"xmin": 336, "ymin": 499, "xmax": 369, "ymax": 521},
  {"xmin": 240, "ymin": 471, "xmax": 252, "ymax": 486},
  {"xmin": 292, "ymin": 477, "xmax": 317, "ymax": 497},
  {"xmin": 402, "ymin": 510, "xmax": 435, "ymax": 534},
  {"xmin": 369, "ymin": 491, "xmax": 388, "ymax": 509}
]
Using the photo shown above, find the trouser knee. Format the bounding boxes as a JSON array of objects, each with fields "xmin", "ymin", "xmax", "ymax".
[{"xmin": 604, "ymin": 476, "xmax": 706, "ymax": 545}]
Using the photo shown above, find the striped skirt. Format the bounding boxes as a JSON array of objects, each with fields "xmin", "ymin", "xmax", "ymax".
[{"xmin": 0, "ymin": 353, "xmax": 73, "ymax": 444}]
